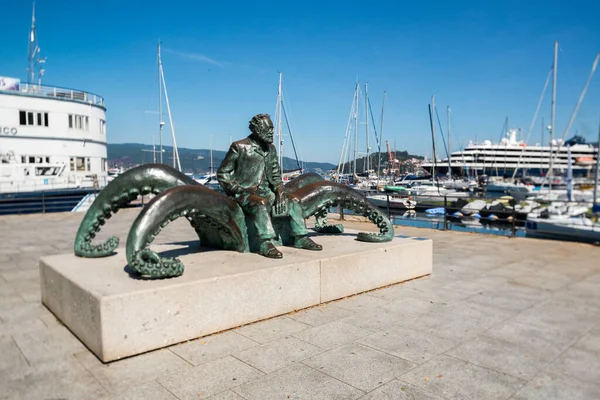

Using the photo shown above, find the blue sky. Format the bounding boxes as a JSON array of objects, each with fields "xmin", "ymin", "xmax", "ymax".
[{"xmin": 2, "ymin": 0, "xmax": 599, "ymax": 163}]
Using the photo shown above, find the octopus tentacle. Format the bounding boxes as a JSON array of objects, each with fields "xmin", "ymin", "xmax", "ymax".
[
  {"xmin": 74, "ymin": 164, "xmax": 197, "ymax": 258},
  {"xmin": 284, "ymin": 172, "xmax": 324, "ymax": 192},
  {"xmin": 292, "ymin": 181, "xmax": 394, "ymax": 242},
  {"xmin": 284, "ymin": 173, "xmax": 342, "ymax": 233},
  {"xmin": 126, "ymin": 185, "xmax": 248, "ymax": 278}
]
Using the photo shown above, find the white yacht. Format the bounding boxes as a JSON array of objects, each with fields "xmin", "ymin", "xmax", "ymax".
[
  {"xmin": 422, "ymin": 128, "xmax": 597, "ymax": 178},
  {"xmin": 0, "ymin": 6, "xmax": 107, "ymax": 214}
]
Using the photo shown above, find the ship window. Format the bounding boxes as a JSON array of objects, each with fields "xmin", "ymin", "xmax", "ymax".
[
  {"xmin": 19, "ymin": 110, "xmax": 48, "ymax": 126},
  {"xmin": 70, "ymin": 157, "xmax": 86, "ymax": 171},
  {"xmin": 45, "ymin": 157, "xmax": 50, "ymax": 163},
  {"xmin": 101, "ymin": 158, "xmax": 106, "ymax": 171},
  {"xmin": 100, "ymin": 119, "xmax": 106, "ymax": 134},
  {"xmin": 68, "ymin": 114, "xmax": 90, "ymax": 131},
  {"xmin": 86, "ymin": 158, "xmax": 91, "ymax": 171},
  {"xmin": 21, "ymin": 156, "xmax": 26, "ymax": 163},
  {"xmin": 28, "ymin": 156, "xmax": 35, "ymax": 163}
]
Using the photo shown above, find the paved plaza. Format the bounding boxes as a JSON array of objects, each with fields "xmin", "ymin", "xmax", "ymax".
[{"xmin": 1, "ymin": 209, "xmax": 600, "ymax": 399}]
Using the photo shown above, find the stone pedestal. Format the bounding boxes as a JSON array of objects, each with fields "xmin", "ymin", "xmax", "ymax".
[{"xmin": 40, "ymin": 233, "xmax": 432, "ymax": 362}]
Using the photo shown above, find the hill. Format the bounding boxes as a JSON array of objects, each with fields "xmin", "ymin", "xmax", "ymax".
[{"xmin": 107, "ymin": 143, "xmax": 336, "ymax": 173}]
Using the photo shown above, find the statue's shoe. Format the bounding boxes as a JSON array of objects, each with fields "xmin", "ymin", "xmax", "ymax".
[
  {"xmin": 315, "ymin": 224, "xmax": 344, "ymax": 234},
  {"xmin": 295, "ymin": 236, "xmax": 323, "ymax": 251},
  {"xmin": 259, "ymin": 241, "xmax": 283, "ymax": 259}
]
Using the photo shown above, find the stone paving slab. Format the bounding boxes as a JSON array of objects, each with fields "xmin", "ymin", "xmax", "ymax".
[{"xmin": 1, "ymin": 208, "xmax": 600, "ymax": 399}]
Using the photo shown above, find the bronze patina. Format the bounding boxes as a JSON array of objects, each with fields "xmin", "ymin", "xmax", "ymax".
[
  {"xmin": 217, "ymin": 114, "xmax": 321, "ymax": 258},
  {"xmin": 73, "ymin": 114, "xmax": 394, "ymax": 278}
]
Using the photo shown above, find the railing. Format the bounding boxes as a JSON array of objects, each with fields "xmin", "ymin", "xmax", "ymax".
[
  {"xmin": 1, "ymin": 83, "xmax": 105, "ymax": 107},
  {"xmin": 0, "ymin": 189, "xmax": 101, "ymax": 215}
]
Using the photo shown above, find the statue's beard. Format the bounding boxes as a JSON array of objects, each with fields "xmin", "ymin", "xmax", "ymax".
[{"xmin": 253, "ymin": 132, "xmax": 273, "ymax": 145}]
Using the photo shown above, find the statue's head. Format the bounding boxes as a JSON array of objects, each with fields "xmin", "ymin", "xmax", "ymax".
[{"xmin": 249, "ymin": 114, "xmax": 274, "ymax": 145}]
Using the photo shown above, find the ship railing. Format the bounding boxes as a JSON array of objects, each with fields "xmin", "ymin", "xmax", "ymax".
[
  {"xmin": 2, "ymin": 83, "xmax": 105, "ymax": 107},
  {"xmin": 0, "ymin": 175, "xmax": 108, "ymax": 193},
  {"xmin": 0, "ymin": 190, "xmax": 102, "ymax": 215}
]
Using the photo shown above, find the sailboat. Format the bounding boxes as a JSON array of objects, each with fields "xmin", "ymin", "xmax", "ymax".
[
  {"xmin": 336, "ymin": 80, "xmax": 383, "ymax": 190},
  {"xmin": 526, "ymin": 127, "xmax": 600, "ymax": 244}
]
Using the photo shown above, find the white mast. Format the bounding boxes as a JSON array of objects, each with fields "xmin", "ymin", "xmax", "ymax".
[
  {"xmin": 336, "ymin": 83, "xmax": 358, "ymax": 180},
  {"xmin": 365, "ymin": 82, "xmax": 369, "ymax": 173},
  {"xmin": 210, "ymin": 134, "xmax": 213, "ymax": 175},
  {"xmin": 377, "ymin": 91, "xmax": 386, "ymax": 180},
  {"xmin": 429, "ymin": 95, "xmax": 437, "ymax": 180},
  {"xmin": 447, "ymin": 106, "xmax": 452, "ymax": 179},
  {"xmin": 276, "ymin": 72, "xmax": 284, "ymax": 169},
  {"xmin": 593, "ymin": 118, "xmax": 600, "ymax": 211},
  {"xmin": 353, "ymin": 80, "xmax": 359, "ymax": 176},
  {"xmin": 158, "ymin": 42, "xmax": 164, "ymax": 164},
  {"xmin": 549, "ymin": 41, "xmax": 558, "ymax": 191},
  {"xmin": 157, "ymin": 43, "xmax": 181, "ymax": 171}
]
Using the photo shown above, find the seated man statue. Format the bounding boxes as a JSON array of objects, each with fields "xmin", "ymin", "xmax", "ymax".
[{"xmin": 217, "ymin": 113, "xmax": 322, "ymax": 258}]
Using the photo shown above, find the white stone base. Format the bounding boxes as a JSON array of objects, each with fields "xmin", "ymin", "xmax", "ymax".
[{"xmin": 40, "ymin": 233, "xmax": 432, "ymax": 362}]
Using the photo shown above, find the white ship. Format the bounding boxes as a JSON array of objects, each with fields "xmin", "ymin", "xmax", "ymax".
[
  {"xmin": 421, "ymin": 128, "xmax": 597, "ymax": 179},
  {"xmin": 0, "ymin": 5, "xmax": 107, "ymax": 214}
]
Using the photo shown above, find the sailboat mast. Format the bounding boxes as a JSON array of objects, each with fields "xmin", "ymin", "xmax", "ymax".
[
  {"xmin": 365, "ymin": 82, "xmax": 369, "ymax": 173},
  {"xmin": 378, "ymin": 91, "xmax": 386, "ymax": 178},
  {"xmin": 593, "ymin": 117, "xmax": 600, "ymax": 211},
  {"xmin": 158, "ymin": 42, "xmax": 164, "ymax": 164},
  {"xmin": 353, "ymin": 81, "xmax": 359, "ymax": 176},
  {"xmin": 276, "ymin": 72, "xmax": 284, "ymax": 168},
  {"xmin": 152, "ymin": 135, "xmax": 156, "ymax": 163},
  {"xmin": 428, "ymin": 96, "xmax": 437, "ymax": 180},
  {"xmin": 210, "ymin": 134, "xmax": 213, "ymax": 175},
  {"xmin": 549, "ymin": 40, "xmax": 558, "ymax": 190},
  {"xmin": 158, "ymin": 47, "xmax": 181, "ymax": 171},
  {"xmin": 447, "ymin": 106, "xmax": 452, "ymax": 179}
]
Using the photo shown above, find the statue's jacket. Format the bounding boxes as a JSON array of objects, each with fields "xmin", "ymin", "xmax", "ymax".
[{"xmin": 217, "ymin": 137, "xmax": 284, "ymax": 198}]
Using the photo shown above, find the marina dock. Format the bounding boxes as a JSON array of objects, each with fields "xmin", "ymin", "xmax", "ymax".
[{"xmin": 1, "ymin": 209, "xmax": 599, "ymax": 399}]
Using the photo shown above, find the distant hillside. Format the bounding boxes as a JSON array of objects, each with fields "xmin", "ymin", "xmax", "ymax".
[{"xmin": 107, "ymin": 143, "xmax": 336, "ymax": 173}]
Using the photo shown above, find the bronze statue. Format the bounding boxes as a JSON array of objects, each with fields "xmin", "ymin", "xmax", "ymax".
[
  {"xmin": 217, "ymin": 114, "xmax": 321, "ymax": 258},
  {"xmin": 73, "ymin": 114, "xmax": 394, "ymax": 279}
]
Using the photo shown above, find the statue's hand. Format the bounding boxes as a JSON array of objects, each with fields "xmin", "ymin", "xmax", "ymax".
[{"xmin": 274, "ymin": 191, "xmax": 288, "ymax": 215}]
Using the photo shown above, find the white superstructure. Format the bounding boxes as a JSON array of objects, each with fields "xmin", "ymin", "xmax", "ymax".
[
  {"xmin": 0, "ymin": 82, "xmax": 107, "ymax": 193},
  {"xmin": 0, "ymin": 4, "xmax": 108, "ymax": 196},
  {"xmin": 422, "ymin": 128, "xmax": 597, "ymax": 178}
]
